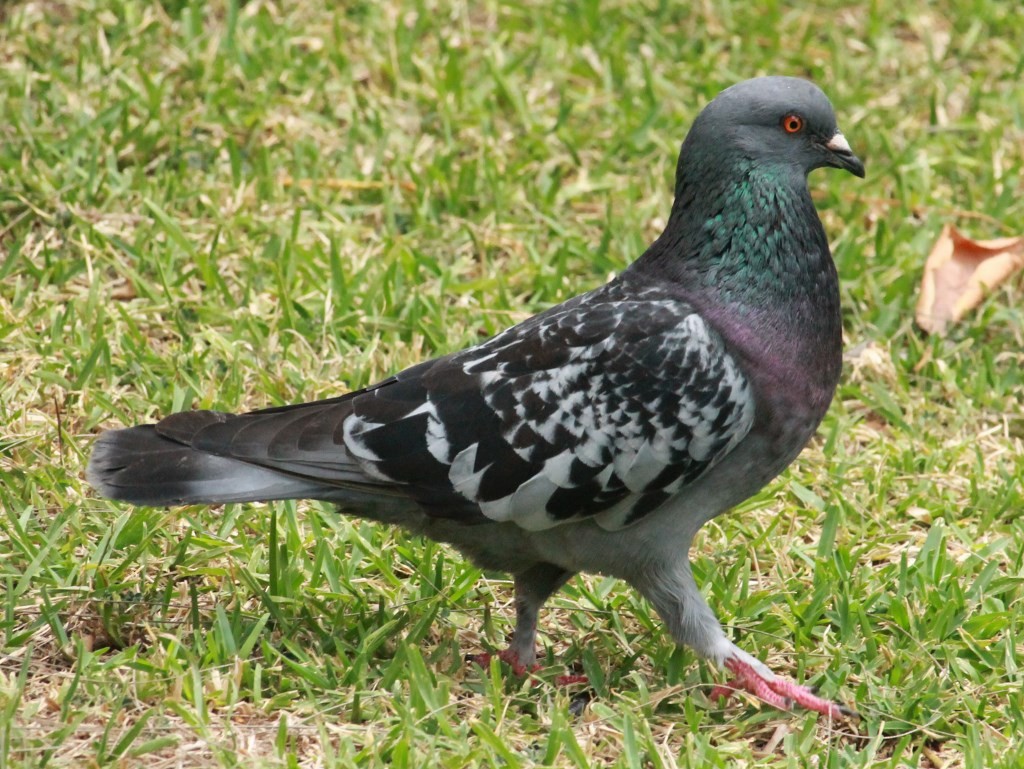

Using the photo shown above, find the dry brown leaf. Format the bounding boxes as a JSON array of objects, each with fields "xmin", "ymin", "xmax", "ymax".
[{"xmin": 916, "ymin": 223, "xmax": 1024, "ymax": 334}]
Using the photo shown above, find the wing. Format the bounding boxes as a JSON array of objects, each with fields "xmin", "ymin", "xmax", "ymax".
[{"xmin": 342, "ymin": 293, "xmax": 757, "ymax": 531}]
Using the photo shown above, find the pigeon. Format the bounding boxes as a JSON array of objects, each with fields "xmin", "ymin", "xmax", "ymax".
[{"xmin": 87, "ymin": 76, "xmax": 865, "ymax": 718}]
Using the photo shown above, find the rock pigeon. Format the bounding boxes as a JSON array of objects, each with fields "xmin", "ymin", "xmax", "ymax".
[{"xmin": 87, "ymin": 76, "xmax": 864, "ymax": 718}]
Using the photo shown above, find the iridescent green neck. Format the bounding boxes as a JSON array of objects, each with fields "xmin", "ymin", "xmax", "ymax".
[
  {"xmin": 634, "ymin": 159, "xmax": 834, "ymax": 317},
  {"xmin": 627, "ymin": 157, "xmax": 843, "ymax": 397}
]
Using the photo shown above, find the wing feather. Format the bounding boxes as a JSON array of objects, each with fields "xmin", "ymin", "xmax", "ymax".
[
  {"xmin": 146, "ymin": 284, "xmax": 757, "ymax": 531},
  {"xmin": 341, "ymin": 286, "xmax": 756, "ymax": 530}
]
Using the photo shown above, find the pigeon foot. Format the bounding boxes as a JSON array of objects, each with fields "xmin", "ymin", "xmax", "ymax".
[
  {"xmin": 469, "ymin": 648, "xmax": 537, "ymax": 677},
  {"xmin": 468, "ymin": 650, "xmax": 588, "ymax": 686},
  {"xmin": 710, "ymin": 657, "xmax": 856, "ymax": 719}
]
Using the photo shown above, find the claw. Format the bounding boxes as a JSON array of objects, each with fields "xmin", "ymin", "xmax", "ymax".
[{"xmin": 713, "ymin": 657, "xmax": 856, "ymax": 719}]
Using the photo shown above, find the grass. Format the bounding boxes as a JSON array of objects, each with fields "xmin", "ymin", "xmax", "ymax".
[{"xmin": 1, "ymin": 0, "xmax": 1023, "ymax": 766}]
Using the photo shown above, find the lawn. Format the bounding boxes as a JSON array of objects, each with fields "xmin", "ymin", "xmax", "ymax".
[{"xmin": 2, "ymin": 0, "xmax": 1023, "ymax": 766}]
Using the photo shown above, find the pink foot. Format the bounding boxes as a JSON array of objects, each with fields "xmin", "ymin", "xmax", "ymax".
[
  {"xmin": 468, "ymin": 650, "xmax": 589, "ymax": 686},
  {"xmin": 468, "ymin": 648, "xmax": 538, "ymax": 677},
  {"xmin": 710, "ymin": 657, "xmax": 856, "ymax": 719}
]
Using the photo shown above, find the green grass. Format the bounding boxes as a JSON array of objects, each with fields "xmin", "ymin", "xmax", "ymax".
[{"xmin": 2, "ymin": 0, "xmax": 1023, "ymax": 766}]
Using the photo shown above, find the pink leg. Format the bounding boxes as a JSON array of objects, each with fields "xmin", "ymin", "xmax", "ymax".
[
  {"xmin": 710, "ymin": 657, "xmax": 856, "ymax": 719},
  {"xmin": 468, "ymin": 566, "xmax": 588, "ymax": 685}
]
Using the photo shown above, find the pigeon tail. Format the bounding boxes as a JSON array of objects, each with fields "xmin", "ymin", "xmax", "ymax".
[{"xmin": 86, "ymin": 423, "xmax": 335, "ymax": 507}]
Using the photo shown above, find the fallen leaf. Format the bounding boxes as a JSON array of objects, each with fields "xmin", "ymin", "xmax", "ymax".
[{"xmin": 916, "ymin": 224, "xmax": 1024, "ymax": 334}]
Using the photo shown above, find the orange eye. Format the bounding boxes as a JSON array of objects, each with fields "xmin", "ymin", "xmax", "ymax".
[{"xmin": 782, "ymin": 114, "xmax": 804, "ymax": 134}]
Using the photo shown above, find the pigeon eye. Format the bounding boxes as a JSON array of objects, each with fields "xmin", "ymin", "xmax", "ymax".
[{"xmin": 781, "ymin": 114, "xmax": 804, "ymax": 134}]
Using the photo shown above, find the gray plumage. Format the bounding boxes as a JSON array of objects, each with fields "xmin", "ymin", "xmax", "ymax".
[{"xmin": 88, "ymin": 76, "xmax": 864, "ymax": 717}]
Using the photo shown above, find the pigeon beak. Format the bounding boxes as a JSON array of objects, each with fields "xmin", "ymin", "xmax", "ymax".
[{"xmin": 824, "ymin": 130, "xmax": 865, "ymax": 178}]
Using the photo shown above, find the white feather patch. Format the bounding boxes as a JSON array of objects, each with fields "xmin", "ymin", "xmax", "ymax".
[
  {"xmin": 542, "ymin": 451, "xmax": 576, "ymax": 487},
  {"xmin": 448, "ymin": 442, "xmax": 489, "ymax": 498},
  {"xmin": 505, "ymin": 473, "xmax": 560, "ymax": 527},
  {"xmin": 621, "ymin": 440, "xmax": 668, "ymax": 492},
  {"xmin": 479, "ymin": 495, "xmax": 513, "ymax": 522},
  {"xmin": 342, "ymin": 416, "xmax": 382, "ymax": 462},
  {"xmin": 407, "ymin": 401, "xmax": 450, "ymax": 464}
]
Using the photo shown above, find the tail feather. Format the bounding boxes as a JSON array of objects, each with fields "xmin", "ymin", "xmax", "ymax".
[{"xmin": 86, "ymin": 424, "xmax": 335, "ymax": 506}]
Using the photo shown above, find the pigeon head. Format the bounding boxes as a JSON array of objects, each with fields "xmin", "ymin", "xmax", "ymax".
[
  {"xmin": 638, "ymin": 76, "xmax": 863, "ymax": 331},
  {"xmin": 680, "ymin": 76, "xmax": 865, "ymax": 186}
]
